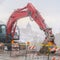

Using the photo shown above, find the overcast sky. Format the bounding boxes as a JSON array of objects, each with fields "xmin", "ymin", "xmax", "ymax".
[{"xmin": 0, "ymin": 0, "xmax": 60, "ymax": 35}]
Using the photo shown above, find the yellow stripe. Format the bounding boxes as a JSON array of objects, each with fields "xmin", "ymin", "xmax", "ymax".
[{"xmin": 4, "ymin": 43, "xmax": 60, "ymax": 48}]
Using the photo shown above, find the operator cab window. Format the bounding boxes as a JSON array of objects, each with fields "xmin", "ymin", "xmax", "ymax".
[
  {"xmin": 1, "ymin": 25, "xmax": 6, "ymax": 34},
  {"xmin": 0, "ymin": 25, "xmax": 6, "ymax": 34}
]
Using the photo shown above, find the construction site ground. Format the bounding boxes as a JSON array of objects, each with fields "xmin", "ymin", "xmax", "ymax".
[{"xmin": 0, "ymin": 50, "xmax": 60, "ymax": 60}]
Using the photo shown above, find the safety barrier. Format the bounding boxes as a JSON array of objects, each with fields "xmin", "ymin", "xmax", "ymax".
[{"xmin": 0, "ymin": 43, "xmax": 60, "ymax": 60}]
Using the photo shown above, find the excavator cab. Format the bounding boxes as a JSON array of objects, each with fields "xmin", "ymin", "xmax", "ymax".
[
  {"xmin": 0, "ymin": 24, "xmax": 19, "ymax": 43},
  {"xmin": 0, "ymin": 24, "xmax": 6, "ymax": 43}
]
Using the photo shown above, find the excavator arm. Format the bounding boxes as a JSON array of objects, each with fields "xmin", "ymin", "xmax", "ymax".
[{"xmin": 7, "ymin": 3, "xmax": 54, "ymax": 42}]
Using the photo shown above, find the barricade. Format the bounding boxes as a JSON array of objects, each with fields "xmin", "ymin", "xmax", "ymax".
[
  {"xmin": 8, "ymin": 43, "xmax": 28, "ymax": 57},
  {"xmin": 0, "ymin": 43, "xmax": 60, "ymax": 60}
]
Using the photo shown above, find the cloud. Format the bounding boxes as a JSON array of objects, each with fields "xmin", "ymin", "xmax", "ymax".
[{"xmin": 0, "ymin": 0, "xmax": 5, "ymax": 4}]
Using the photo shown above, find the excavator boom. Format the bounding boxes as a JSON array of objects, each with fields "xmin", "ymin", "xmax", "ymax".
[
  {"xmin": 7, "ymin": 3, "xmax": 54, "ymax": 42},
  {"xmin": 0, "ymin": 3, "xmax": 55, "ymax": 52}
]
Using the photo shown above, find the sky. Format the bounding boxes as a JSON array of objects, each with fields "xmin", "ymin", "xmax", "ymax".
[{"xmin": 0, "ymin": 0, "xmax": 60, "ymax": 35}]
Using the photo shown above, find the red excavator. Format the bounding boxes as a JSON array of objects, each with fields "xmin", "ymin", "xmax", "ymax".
[{"xmin": 0, "ymin": 3, "xmax": 55, "ymax": 52}]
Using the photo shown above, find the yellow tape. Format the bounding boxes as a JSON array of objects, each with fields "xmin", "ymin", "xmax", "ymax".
[{"xmin": 2, "ymin": 43, "xmax": 60, "ymax": 48}]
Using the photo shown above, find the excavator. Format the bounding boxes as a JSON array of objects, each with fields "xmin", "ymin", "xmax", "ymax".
[{"xmin": 0, "ymin": 3, "xmax": 56, "ymax": 53}]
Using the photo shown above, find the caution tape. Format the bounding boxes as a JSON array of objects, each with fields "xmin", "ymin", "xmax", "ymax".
[
  {"xmin": 39, "ymin": 43, "xmax": 59, "ymax": 48},
  {"xmin": 4, "ymin": 43, "xmax": 26, "ymax": 45},
  {"xmin": 0, "ymin": 43, "xmax": 60, "ymax": 48},
  {"xmin": 41, "ymin": 44, "xmax": 60, "ymax": 48}
]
